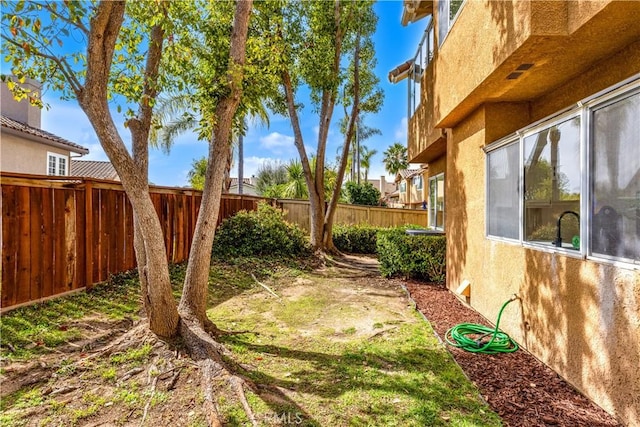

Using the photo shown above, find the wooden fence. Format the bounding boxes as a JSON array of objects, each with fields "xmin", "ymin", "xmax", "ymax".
[
  {"xmin": 278, "ymin": 199, "xmax": 429, "ymax": 231},
  {"xmin": 1, "ymin": 173, "xmax": 268, "ymax": 311}
]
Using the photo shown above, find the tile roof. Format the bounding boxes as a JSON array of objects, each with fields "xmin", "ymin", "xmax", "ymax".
[
  {"xmin": 71, "ymin": 160, "xmax": 120, "ymax": 181},
  {"xmin": 230, "ymin": 177, "xmax": 254, "ymax": 187},
  {"xmin": 1, "ymin": 115, "xmax": 89, "ymax": 154},
  {"xmin": 397, "ymin": 168, "xmax": 419, "ymax": 179}
]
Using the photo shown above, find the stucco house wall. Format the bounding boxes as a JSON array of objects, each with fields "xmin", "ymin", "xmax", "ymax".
[
  {"xmin": 445, "ymin": 42, "xmax": 640, "ymax": 427},
  {"xmin": 1, "ymin": 133, "xmax": 71, "ymax": 175},
  {"xmin": 1, "ymin": 79, "xmax": 88, "ymax": 175}
]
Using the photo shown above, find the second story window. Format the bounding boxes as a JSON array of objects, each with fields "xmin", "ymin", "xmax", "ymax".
[
  {"xmin": 413, "ymin": 175, "xmax": 423, "ymax": 190},
  {"xmin": 47, "ymin": 152, "xmax": 68, "ymax": 176},
  {"xmin": 438, "ymin": 0, "xmax": 466, "ymax": 46},
  {"xmin": 400, "ymin": 181, "xmax": 407, "ymax": 193}
]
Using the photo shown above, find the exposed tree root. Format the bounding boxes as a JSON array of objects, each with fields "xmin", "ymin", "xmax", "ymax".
[
  {"xmin": 179, "ymin": 317, "xmax": 259, "ymax": 427},
  {"xmin": 230, "ymin": 376, "xmax": 258, "ymax": 426}
]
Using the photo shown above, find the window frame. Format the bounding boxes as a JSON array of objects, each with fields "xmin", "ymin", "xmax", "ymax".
[
  {"xmin": 484, "ymin": 75, "xmax": 640, "ymax": 268},
  {"xmin": 485, "ymin": 136, "xmax": 521, "ymax": 243},
  {"xmin": 428, "ymin": 173, "xmax": 445, "ymax": 230},
  {"xmin": 413, "ymin": 175, "xmax": 423, "ymax": 191},
  {"xmin": 47, "ymin": 152, "xmax": 68, "ymax": 176},
  {"xmin": 438, "ymin": 0, "xmax": 466, "ymax": 47}
]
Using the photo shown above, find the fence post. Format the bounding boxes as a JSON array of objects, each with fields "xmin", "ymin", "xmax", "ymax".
[{"xmin": 85, "ymin": 179, "xmax": 94, "ymax": 290}]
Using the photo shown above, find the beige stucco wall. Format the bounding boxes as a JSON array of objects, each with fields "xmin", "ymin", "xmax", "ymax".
[
  {"xmin": 445, "ymin": 55, "xmax": 640, "ymax": 426},
  {"xmin": 1, "ymin": 133, "xmax": 70, "ymax": 175},
  {"xmin": 429, "ymin": 0, "xmax": 640, "ymax": 129}
]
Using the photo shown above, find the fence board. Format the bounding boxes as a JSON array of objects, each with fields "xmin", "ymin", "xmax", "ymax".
[
  {"xmin": 53, "ymin": 189, "xmax": 67, "ymax": 297},
  {"xmin": 16, "ymin": 187, "xmax": 31, "ymax": 305},
  {"xmin": 29, "ymin": 187, "xmax": 43, "ymax": 301},
  {"xmin": 92, "ymin": 188, "xmax": 101, "ymax": 283},
  {"xmin": 64, "ymin": 189, "xmax": 76, "ymax": 292},
  {"xmin": 99, "ymin": 189, "xmax": 109, "ymax": 282},
  {"xmin": 2, "ymin": 186, "xmax": 18, "ymax": 307},
  {"xmin": 124, "ymin": 199, "xmax": 135, "ymax": 270},
  {"xmin": 75, "ymin": 188, "xmax": 86, "ymax": 289},
  {"xmin": 42, "ymin": 188, "xmax": 54, "ymax": 298},
  {"xmin": 115, "ymin": 192, "xmax": 126, "ymax": 272}
]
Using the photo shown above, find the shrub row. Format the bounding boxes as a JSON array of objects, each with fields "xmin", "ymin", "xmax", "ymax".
[
  {"xmin": 212, "ymin": 203, "xmax": 311, "ymax": 259},
  {"xmin": 214, "ymin": 207, "xmax": 445, "ymax": 284},
  {"xmin": 376, "ymin": 228, "xmax": 446, "ymax": 283},
  {"xmin": 331, "ymin": 223, "xmax": 382, "ymax": 254}
]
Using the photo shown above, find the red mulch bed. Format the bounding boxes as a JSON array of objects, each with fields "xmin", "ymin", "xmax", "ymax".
[{"xmin": 404, "ymin": 281, "xmax": 621, "ymax": 427}]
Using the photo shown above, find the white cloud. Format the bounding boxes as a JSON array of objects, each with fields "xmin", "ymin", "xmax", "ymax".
[
  {"xmin": 259, "ymin": 132, "xmax": 294, "ymax": 150},
  {"xmin": 394, "ymin": 117, "xmax": 408, "ymax": 141},
  {"xmin": 241, "ymin": 156, "xmax": 284, "ymax": 179}
]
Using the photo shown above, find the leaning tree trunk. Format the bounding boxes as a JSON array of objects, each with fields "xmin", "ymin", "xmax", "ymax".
[
  {"xmin": 324, "ymin": 33, "xmax": 361, "ymax": 250},
  {"xmin": 79, "ymin": 1, "xmax": 179, "ymax": 337},
  {"xmin": 178, "ymin": 0, "xmax": 253, "ymax": 325},
  {"xmin": 128, "ymin": 22, "xmax": 165, "ymax": 319}
]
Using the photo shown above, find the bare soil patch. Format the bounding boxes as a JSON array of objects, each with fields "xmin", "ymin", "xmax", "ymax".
[{"xmin": 404, "ymin": 280, "xmax": 622, "ymax": 427}]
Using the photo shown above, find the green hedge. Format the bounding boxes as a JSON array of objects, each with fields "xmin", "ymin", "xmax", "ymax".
[
  {"xmin": 332, "ymin": 224, "xmax": 382, "ymax": 254},
  {"xmin": 213, "ymin": 202, "xmax": 311, "ymax": 259},
  {"xmin": 377, "ymin": 228, "xmax": 446, "ymax": 283}
]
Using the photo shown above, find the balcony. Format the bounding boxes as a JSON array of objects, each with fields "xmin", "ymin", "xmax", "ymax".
[{"xmin": 405, "ymin": 0, "xmax": 640, "ymax": 162}]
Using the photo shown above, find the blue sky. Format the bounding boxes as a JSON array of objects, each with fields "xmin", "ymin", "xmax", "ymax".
[{"xmin": 13, "ymin": 1, "xmax": 427, "ymax": 187}]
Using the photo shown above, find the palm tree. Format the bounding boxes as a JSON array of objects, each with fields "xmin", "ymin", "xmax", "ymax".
[
  {"xmin": 150, "ymin": 92, "xmax": 269, "ymax": 191},
  {"xmin": 282, "ymin": 160, "xmax": 308, "ymax": 199},
  {"xmin": 382, "ymin": 142, "xmax": 408, "ymax": 176},
  {"xmin": 187, "ymin": 157, "xmax": 207, "ymax": 190},
  {"xmin": 255, "ymin": 160, "xmax": 288, "ymax": 195},
  {"xmin": 359, "ymin": 145, "xmax": 377, "ymax": 183}
]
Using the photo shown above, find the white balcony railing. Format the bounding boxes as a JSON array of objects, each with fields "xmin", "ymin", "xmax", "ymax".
[{"xmin": 408, "ymin": 18, "xmax": 434, "ymax": 119}]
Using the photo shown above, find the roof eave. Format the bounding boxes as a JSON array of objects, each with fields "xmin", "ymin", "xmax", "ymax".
[
  {"xmin": 401, "ymin": 0, "xmax": 433, "ymax": 26},
  {"xmin": 1, "ymin": 125, "xmax": 89, "ymax": 155}
]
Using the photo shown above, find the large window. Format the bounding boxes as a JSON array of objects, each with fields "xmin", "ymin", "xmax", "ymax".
[
  {"xmin": 591, "ymin": 92, "xmax": 640, "ymax": 261},
  {"xmin": 413, "ymin": 175, "xmax": 423, "ymax": 190},
  {"xmin": 524, "ymin": 117, "xmax": 581, "ymax": 248},
  {"xmin": 485, "ymin": 78, "xmax": 640, "ymax": 266},
  {"xmin": 487, "ymin": 141, "xmax": 520, "ymax": 240},
  {"xmin": 429, "ymin": 173, "xmax": 445, "ymax": 229},
  {"xmin": 47, "ymin": 152, "xmax": 68, "ymax": 176}
]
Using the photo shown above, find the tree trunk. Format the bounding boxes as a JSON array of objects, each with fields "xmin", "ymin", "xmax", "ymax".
[
  {"xmin": 79, "ymin": 1, "xmax": 179, "ymax": 337},
  {"xmin": 281, "ymin": 70, "xmax": 324, "ymax": 249},
  {"xmin": 128, "ymin": 22, "xmax": 165, "ymax": 319},
  {"xmin": 179, "ymin": 0, "xmax": 253, "ymax": 324},
  {"xmin": 324, "ymin": 33, "xmax": 361, "ymax": 251}
]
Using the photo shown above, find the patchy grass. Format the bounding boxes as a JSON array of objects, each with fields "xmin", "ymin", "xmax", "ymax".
[
  {"xmin": 0, "ymin": 256, "xmax": 500, "ymax": 426},
  {"xmin": 207, "ymin": 268, "xmax": 502, "ymax": 426},
  {"xmin": 0, "ymin": 271, "xmax": 141, "ymax": 362}
]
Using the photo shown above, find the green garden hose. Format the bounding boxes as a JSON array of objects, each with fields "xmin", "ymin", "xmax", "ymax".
[{"xmin": 444, "ymin": 296, "xmax": 519, "ymax": 354}]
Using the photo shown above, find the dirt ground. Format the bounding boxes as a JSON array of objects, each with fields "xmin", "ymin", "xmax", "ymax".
[{"xmin": 404, "ymin": 280, "xmax": 622, "ymax": 427}]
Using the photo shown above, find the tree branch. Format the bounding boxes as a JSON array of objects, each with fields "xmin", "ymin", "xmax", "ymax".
[
  {"xmin": 0, "ymin": 34, "xmax": 83, "ymax": 96},
  {"xmin": 41, "ymin": 2, "xmax": 90, "ymax": 36}
]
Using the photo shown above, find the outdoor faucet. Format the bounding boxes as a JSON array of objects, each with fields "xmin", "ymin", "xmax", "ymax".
[{"xmin": 553, "ymin": 210, "xmax": 580, "ymax": 248}]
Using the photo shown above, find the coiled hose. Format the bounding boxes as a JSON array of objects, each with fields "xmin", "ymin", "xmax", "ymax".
[{"xmin": 444, "ymin": 297, "xmax": 519, "ymax": 354}]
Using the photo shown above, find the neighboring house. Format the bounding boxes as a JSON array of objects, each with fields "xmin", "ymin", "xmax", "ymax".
[
  {"xmin": 366, "ymin": 176, "xmax": 397, "ymax": 200},
  {"xmin": 391, "ymin": 1, "xmax": 640, "ymax": 425},
  {"xmin": 70, "ymin": 160, "xmax": 120, "ymax": 181},
  {"xmin": 228, "ymin": 177, "xmax": 258, "ymax": 196},
  {"xmin": 1, "ymin": 79, "xmax": 88, "ymax": 175},
  {"xmin": 394, "ymin": 167, "xmax": 430, "ymax": 213}
]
